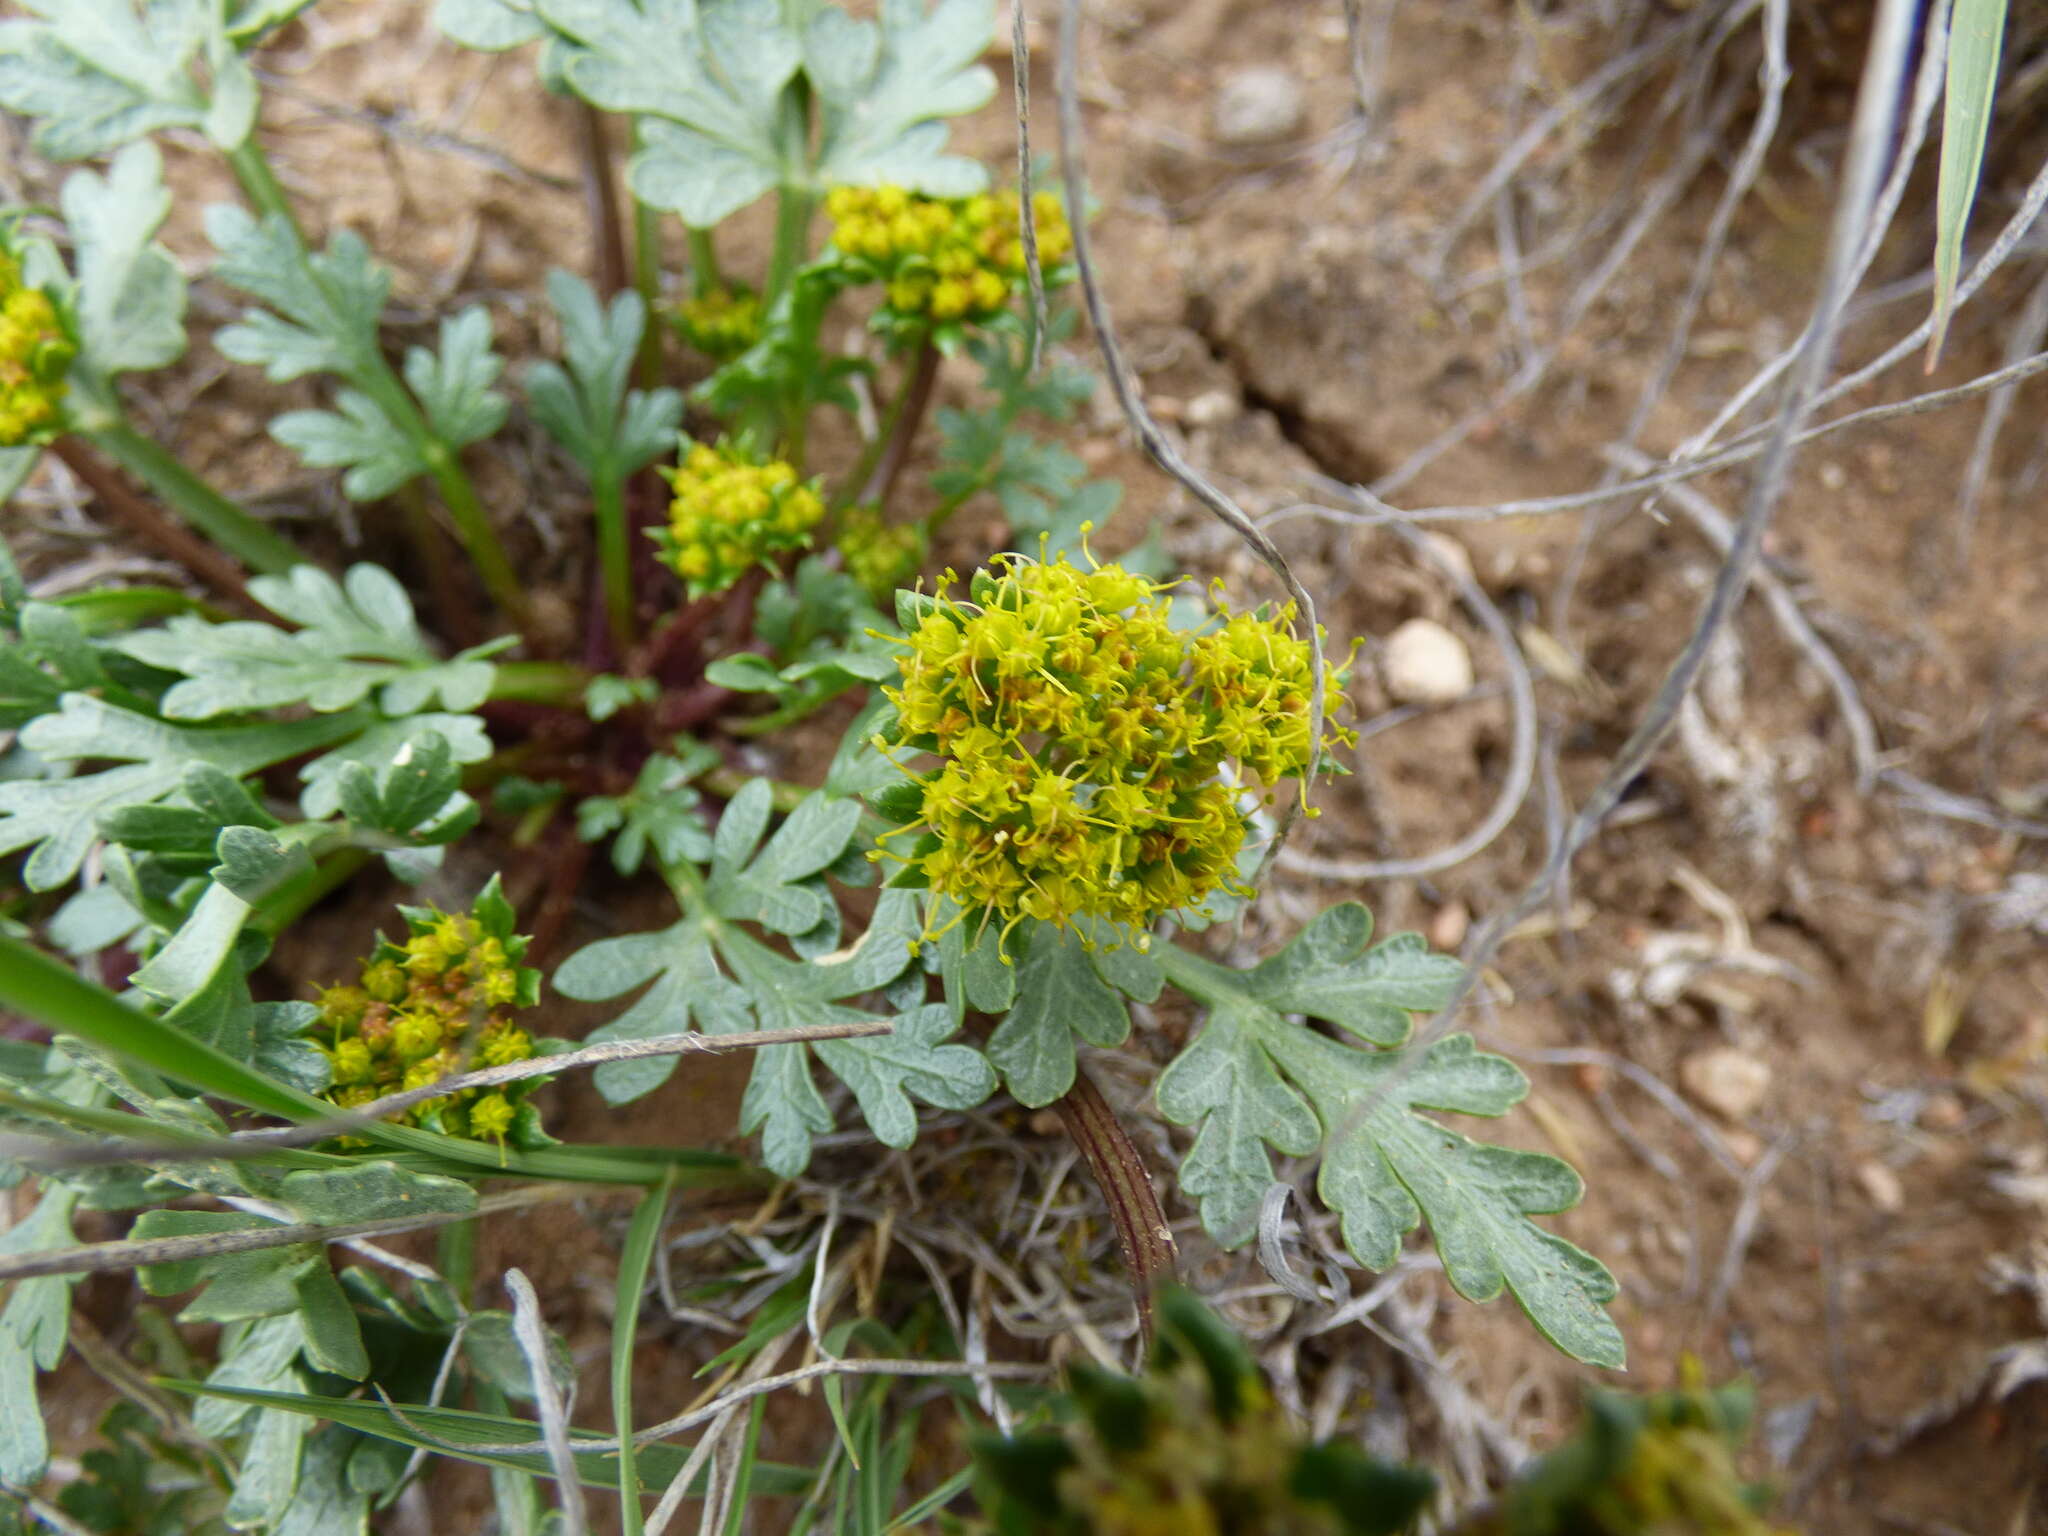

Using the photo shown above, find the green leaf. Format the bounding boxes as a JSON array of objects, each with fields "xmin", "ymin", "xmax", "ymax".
[
  {"xmin": 226, "ymin": 0, "xmax": 320, "ymax": 42},
  {"xmin": 405, "ymin": 305, "xmax": 510, "ymax": 448},
  {"xmin": 463, "ymin": 1311, "xmax": 575, "ymax": 1402},
  {"xmin": 0, "ymin": 0, "xmax": 213, "ymax": 160},
  {"xmin": 983, "ymin": 921, "xmax": 1129, "ymax": 1108},
  {"xmin": 114, "ymin": 563, "xmax": 497, "ymax": 719},
  {"xmin": 62, "ymin": 140, "xmax": 187, "ymax": 375},
  {"xmin": 279, "ymin": 1161, "xmax": 478, "ymax": 1225},
  {"xmin": 0, "ymin": 694, "xmax": 364, "ymax": 889},
  {"xmin": 527, "ymin": 269, "xmax": 683, "ymax": 479},
  {"xmin": 132, "ymin": 1210, "xmax": 319, "ymax": 1322},
  {"xmin": 436, "ymin": 0, "xmax": 548, "ymax": 49},
  {"xmin": 275, "ymin": 1428, "xmax": 371, "ymax": 1536},
  {"xmin": 226, "ymin": 1400, "xmax": 311, "ymax": 1527},
  {"xmin": 271, "ymin": 391, "xmax": 430, "ymax": 501},
  {"xmin": 574, "ymin": 749, "xmax": 714, "ymax": 877},
  {"xmin": 129, "ymin": 879, "xmax": 256, "ymax": 1002},
  {"xmin": 706, "ymin": 780, "xmax": 860, "ymax": 936},
  {"xmin": 193, "ymin": 1314, "xmax": 304, "ymax": 1438},
  {"xmin": 813, "ymin": 1001, "xmax": 994, "ymax": 1147},
  {"xmin": 293, "ymin": 1263, "xmax": 370, "ymax": 1381},
  {"xmin": 712, "ymin": 891, "xmax": 941, "ymax": 1176},
  {"xmin": 1156, "ymin": 924, "xmax": 1624, "ymax": 1369},
  {"xmin": 553, "ymin": 922, "xmax": 754, "ymax": 1104},
  {"xmin": 0, "ymin": 1188, "xmax": 78, "ymax": 1485},
  {"xmin": 1930, "ymin": 0, "xmax": 2008, "ymax": 364},
  {"xmin": 209, "ymin": 208, "xmax": 391, "ymax": 382},
  {"xmin": 549, "ymin": 0, "xmax": 802, "ymax": 226},
  {"xmin": 299, "ymin": 712, "xmax": 492, "ymax": 820},
  {"xmin": 703, "ymin": 652, "xmax": 788, "ymax": 693},
  {"xmin": 802, "ymin": 0, "xmax": 996, "ymax": 195}
]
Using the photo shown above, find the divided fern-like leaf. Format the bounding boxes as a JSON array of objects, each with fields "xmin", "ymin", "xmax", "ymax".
[{"xmin": 1156, "ymin": 905, "xmax": 1624, "ymax": 1369}]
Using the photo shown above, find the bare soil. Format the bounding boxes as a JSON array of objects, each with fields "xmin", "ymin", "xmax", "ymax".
[{"xmin": 5, "ymin": 0, "xmax": 2048, "ymax": 1532}]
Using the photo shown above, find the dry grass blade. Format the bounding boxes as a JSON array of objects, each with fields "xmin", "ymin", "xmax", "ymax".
[{"xmin": 506, "ymin": 1267, "xmax": 592, "ymax": 1536}]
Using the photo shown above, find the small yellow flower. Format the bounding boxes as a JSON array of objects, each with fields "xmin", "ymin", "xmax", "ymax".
[
  {"xmin": 0, "ymin": 240, "xmax": 74, "ymax": 449},
  {"xmin": 839, "ymin": 503, "xmax": 926, "ymax": 601},
  {"xmin": 467, "ymin": 1093, "xmax": 516, "ymax": 1141},
  {"xmin": 651, "ymin": 436, "xmax": 825, "ymax": 599},
  {"xmin": 674, "ymin": 284, "xmax": 761, "ymax": 360},
  {"xmin": 825, "ymin": 185, "xmax": 1074, "ymax": 327},
  {"xmin": 309, "ymin": 888, "xmax": 546, "ymax": 1145},
  {"xmin": 875, "ymin": 548, "xmax": 1350, "ymax": 941}
]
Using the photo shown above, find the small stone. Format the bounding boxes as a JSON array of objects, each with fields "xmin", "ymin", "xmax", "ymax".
[
  {"xmin": 1211, "ymin": 67, "xmax": 1307, "ymax": 146},
  {"xmin": 1382, "ymin": 618, "xmax": 1474, "ymax": 704},
  {"xmin": 1921, "ymin": 1091, "xmax": 1966, "ymax": 1131},
  {"xmin": 1428, "ymin": 900, "xmax": 1469, "ymax": 951},
  {"xmin": 1028, "ymin": 1109, "xmax": 1064, "ymax": 1137},
  {"xmin": 1184, "ymin": 389, "xmax": 1237, "ymax": 428},
  {"xmin": 1680, "ymin": 1046, "xmax": 1771, "ymax": 1121},
  {"xmin": 1855, "ymin": 1160, "xmax": 1904, "ymax": 1212},
  {"xmin": 1722, "ymin": 1129, "xmax": 1765, "ymax": 1166},
  {"xmin": 1416, "ymin": 531, "xmax": 1475, "ymax": 587},
  {"xmin": 1147, "ymin": 394, "xmax": 1185, "ymax": 424}
]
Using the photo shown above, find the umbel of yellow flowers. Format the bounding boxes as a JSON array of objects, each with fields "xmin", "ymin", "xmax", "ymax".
[
  {"xmin": 651, "ymin": 437, "xmax": 825, "ymax": 599},
  {"xmin": 876, "ymin": 550, "xmax": 1352, "ymax": 944},
  {"xmin": 825, "ymin": 185, "xmax": 1074, "ymax": 324},
  {"xmin": 313, "ymin": 887, "xmax": 543, "ymax": 1145},
  {"xmin": 0, "ymin": 239, "xmax": 74, "ymax": 448}
]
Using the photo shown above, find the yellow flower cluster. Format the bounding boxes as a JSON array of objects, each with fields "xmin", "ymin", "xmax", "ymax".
[
  {"xmin": 314, "ymin": 899, "xmax": 542, "ymax": 1144},
  {"xmin": 824, "ymin": 185, "xmax": 1073, "ymax": 324},
  {"xmin": 673, "ymin": 284, "xmax": 761, "ymax": 360},
  {"xmin": 877, "ymin": 551, "xmax": 1351, "ymax": 940},
  {"xmin": 652, "ymin": 438, "xmax": 825, "ymax": 598},
  {"xmin": 839, "ymin": 503, "xmax": 926, "ymax": 602},
  {"xmin": 0, "ymin": 244, "xmax": 74, "ymax": 448}
]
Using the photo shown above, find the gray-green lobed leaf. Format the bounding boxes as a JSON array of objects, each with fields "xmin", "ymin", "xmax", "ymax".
[
  {"xmin": 114, "ymin": 563, "xmax": 498, "ymax": 720},
  {"xmin": 0, "ymin": 1188, "xmax": 78, "ymax": 1485},
  {"xmin": 1155, "ymin": 908, "xmax": 1623, "ymax": 1369},
  {"xmin": 706, "ymin": 780, "xmax": 860, "ymax": 935},
  {"xmin": 553, "ymin": 922, "xmax": 755, "ymax": 1105},
  {"xmin": 0, "ymin": 0, "xmax": 218, "ymax": 161},
  {"xmin": 527, "ymin": 269, "xmax": 682, "ymax": 479},
  {"xmin": 62, "ymin": 140, "xmax": 188, "ymax": 376},
  {"xmin": 983, "ymin": 920, "xmax": 1129, "ymax": 1108},
  {"xmin": 0, "ymin": 694, "xmax": 365, "ymax": 890}
]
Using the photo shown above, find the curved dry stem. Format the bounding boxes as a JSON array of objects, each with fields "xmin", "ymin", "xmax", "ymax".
[
  {"xmin": 1357, "ymin": 0, "xmax": 1921, "ymax": 1119},
  {"xmin": 1274, "ymin": 520, "xmax": 1538, "ymax": 883}
]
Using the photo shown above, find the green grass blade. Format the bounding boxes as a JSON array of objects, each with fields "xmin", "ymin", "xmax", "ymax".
[
  {"xmin": 164, "ymin": 1381, "xmax": 809, "ymax": 1498},
  {"xmin": 0, "ymin": 935, "xmax": 759, "ymax": 1190},
  {"xmin": 719, "ymin": 1397, "xmax": 769, "ymax": 1536},
  {"xmin": 1930, "ymin": 0, "xmax": 2008, "ymax": 366},
  {"xmin": 886, "ymin": 1464, "xmax": 975, "ymax": 1531},
  {"xmin": 613, "ymin": 1167, "xmax": 677, "ymax": 1536}
]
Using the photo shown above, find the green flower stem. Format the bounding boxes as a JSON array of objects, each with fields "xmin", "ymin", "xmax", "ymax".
[
  {"xmin": 686, "ymin": 223, "xmax": 721, "ymax": 299},
  {"xmin": 593, "ymin": 465, "xmax": 636, "ymax": 655},
  {"xmin": 724, "ymin": 679, "xmax": 857, "ymax": 739},
  {"xmin": 490, "ymin": 660, "xmax": 592, "ymax": 707},
  {"xmin": 764, "ymin": 183, "xmax": 816, "ymax": 308},
  {"xmin": 225, "ymin": 138, "xmax": 306, "ymax": 243},
  {"xmin": 420, "ymin": 435, "xmax": 530, "ymax": 630},
  {"xmin": 831, "ymin": 328, "xmax": 934, "ymax": 513},
  {"xmin": 83, "ymin": 423, "xmax": 304, "ymax": 576},
  {"xmin": 612, "ymin": 1167, "xmax": 677, "ymax": 1536}
]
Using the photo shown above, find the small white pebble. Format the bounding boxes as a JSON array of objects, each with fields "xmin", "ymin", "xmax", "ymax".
[
  {"xmin": 1211, "ymin": 67, "xmax": 1307, "ymax": 146},
  {"xmin": 1382, "ymin": 618, "xmax": 1474, "ymax": 704}
]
